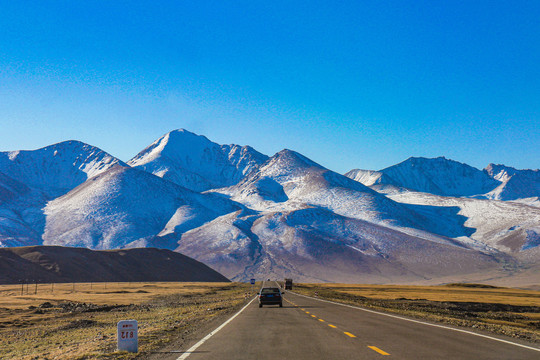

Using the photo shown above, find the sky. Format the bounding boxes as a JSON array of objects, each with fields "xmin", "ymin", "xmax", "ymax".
[{"xmin": 0, "ymin": 1, "xmax": 538, "ymax": 173}]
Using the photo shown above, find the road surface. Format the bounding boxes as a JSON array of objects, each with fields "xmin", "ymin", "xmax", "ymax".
[{"xmin": 160, "ymin": 284, "xmax": 540, "ymax": 359}]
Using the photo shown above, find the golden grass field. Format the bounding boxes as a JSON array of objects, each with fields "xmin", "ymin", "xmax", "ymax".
[
  {"xmin": 295, "ymin": 283, "xmax": 540, "ymax": 343},
  {"xmin": 0, "ymin": 282, "xmax": 252, "ymax": 360},
  {"xmin": 0, "ymin": 282, "xmax": 233, "ymax": 309},
  {"xmin": 303, "ymin": 283, "xmax": 540, "ymax": 306}
]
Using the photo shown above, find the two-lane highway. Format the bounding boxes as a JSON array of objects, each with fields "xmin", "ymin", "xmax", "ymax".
[{"xmin": 161, "ymin": 285, "xmax": 540, "ymax": 359}]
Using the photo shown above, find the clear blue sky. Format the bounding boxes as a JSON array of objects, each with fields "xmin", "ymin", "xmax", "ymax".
[{"xmin": 1, "ymin": 1, "xmax": 538, "ymax": 173}]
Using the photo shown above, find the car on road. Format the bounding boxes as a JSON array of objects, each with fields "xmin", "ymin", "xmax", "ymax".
[{"xmin": 258, "ymin": 287, "xmax": 283, "ymax": 308}]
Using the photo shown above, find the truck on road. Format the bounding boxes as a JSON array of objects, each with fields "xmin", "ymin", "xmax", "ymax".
[{"xmin": 284, "ymin": 278, "xmax": 293, "ymax": 290}]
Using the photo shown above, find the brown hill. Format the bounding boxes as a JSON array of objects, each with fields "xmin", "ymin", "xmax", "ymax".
[{"xmin": 0, "ymin": 246, "xmax": 229, "ymax": 284}]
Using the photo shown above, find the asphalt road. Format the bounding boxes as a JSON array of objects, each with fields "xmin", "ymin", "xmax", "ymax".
[{"xmin": 169, "ymin": 284, "xmax": 540, "ymax": 359}]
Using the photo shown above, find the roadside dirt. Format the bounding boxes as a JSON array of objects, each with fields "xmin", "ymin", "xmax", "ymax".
[
  {"xmin": 139, "ymin": 298, "xmax": 252, "ymax": 360},
  {"xmin": 0, "ymin": 282, "xmax": 252, "ymax": 359}
]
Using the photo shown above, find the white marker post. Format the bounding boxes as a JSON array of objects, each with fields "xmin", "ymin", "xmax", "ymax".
[{"xmin": 117, "ymin": 320, "xmax": 138, "ymax": 353}]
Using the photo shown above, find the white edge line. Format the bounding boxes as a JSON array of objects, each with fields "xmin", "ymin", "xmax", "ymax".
[
  {"xmin": 176, "ymin": 297, "xmax": 257, "ymax": 360},
  {"xmin": 292, "ymin": 292, "xmax": 540, "ymax": 353}
]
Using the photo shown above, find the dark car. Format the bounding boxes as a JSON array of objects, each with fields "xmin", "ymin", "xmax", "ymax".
[{"xmin": 258, "ymin": 287, "xmax": 283, "ymax": 308}]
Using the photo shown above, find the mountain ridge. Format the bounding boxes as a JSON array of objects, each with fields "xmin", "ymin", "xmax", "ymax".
[
  {"xmin": 346, "ymin": 156, "xmax": 539, "ymax": 201},
  {"xmin": 0, "ymin": 130, "xmax": 538, "ymax": 285},
  {"xmin": 0, "ymin": 140, "xmax": 126, "ymax": 198}
]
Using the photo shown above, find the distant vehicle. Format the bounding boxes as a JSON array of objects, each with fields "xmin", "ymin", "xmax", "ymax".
[
  {"xmin": 284, "ymin": 278, "xmax": 293, "ymax": 290},
  {"xmin": 258, "ymin": 287, "xmax": 283, "ymax": 308}
]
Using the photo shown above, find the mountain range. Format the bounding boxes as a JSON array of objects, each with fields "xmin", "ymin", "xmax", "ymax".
[{"xmin": 1, "ymin": 129, "xmax": 539, "ymax": 285}]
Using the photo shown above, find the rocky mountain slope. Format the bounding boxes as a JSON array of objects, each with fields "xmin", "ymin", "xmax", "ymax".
[
  {"xmin": 0, "ymin": 246, "xmax": 229, "ymax": 284},
  {"xmin": 177, "ymin": 207, "xmax": 504, "ymax": 283}
]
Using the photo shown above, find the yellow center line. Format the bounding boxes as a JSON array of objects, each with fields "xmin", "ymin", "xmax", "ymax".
[
  {"xmin": 368, "ymin": 346, "xmax": 390, "ymax": 355},
  {"xmin": 288, "ymin": 299, "xmax": 358, "ymax": 339}
]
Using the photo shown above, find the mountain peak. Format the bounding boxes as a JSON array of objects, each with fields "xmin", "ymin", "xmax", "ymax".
[
  {"xmin": 0, "ymin": 141, "xmax": 124, "ymax": 197},
  {"xmin": 379, "ymin": 156, "xmax": 497, "ymax": 197},
  {"xmin": 129, "ymin": 129, "xmax": 214, "ymax": 167},
  {"xmin": 272, "ymin": 149, "xmax": 325, "ymax": 169},
  {"xmin": 166, "ymin": 128, "xmax": 213, "ymax": 145},
  {"xmin": 400, "ymin": 156, "xmax": 465, "ymax": 168},
  {"xmin": 484, "ymin": 163, "xmax": 540, "ymax": 200},
  {"xmin": 128, "ymin": 129, "xmax": 268, "ymax": 192}
]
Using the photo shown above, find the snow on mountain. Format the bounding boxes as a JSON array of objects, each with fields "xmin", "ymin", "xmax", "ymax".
[
  {"xmin": 0, "ymin": 141, "xmax": 125, "ymax": 198},
  {"xmin": 484, "ymin": 164, "xmax": 540, "ymax": 201},
  {"xmin": 376, "ymin": 157, "xmax": 500, "ymax": 197},
  {"xmin": 128, "ymin": 129, "xmax": 268, "ymax": 192},
  {"xmin": 0, "ymin": 141, "xmax": 126, "ymax": 248},
  {"xmin": 344, "ymin": 169, "xmax": 397, "ymax": 187},
  {"xmin": 171, "ymin": 149, "xmax": 520, "ymax": 283},
  {"xmin": 0, "ymin": 177, "xmax": 47, "ymax": 248},
  {"xmin": 376, "ymin": 188, "xmax": 540, "ymax": 255},
  {"xmin": 486, "ymin": 164, "xmax": 518, "ymax": 182},
  {"xmin": 347, "ymin": 159, "xmax": 540, "ymax": 205},
  {"xmin": 217, "ymin": 149, "xmax": 456, "ymax": 238},
  {"xmin": 0, "ymin": 171, "xmax": 29, "ymax": 204},
  {"xmin": 177, "ymin": 206, "xmax": 502, "ymax": 283},
  {"xmin": 0, "ymin": 206, "xmax": 44, "ymax": 248},
  {"xmin": 0, "ymin": 132, "xmax": 538, "ymax": 285},
  {"xmin": 43, "ymin": 165, "xmax": 241, "ymax": 250}
]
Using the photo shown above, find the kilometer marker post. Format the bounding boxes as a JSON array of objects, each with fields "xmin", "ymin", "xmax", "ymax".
[{"xmin": 117, "ymin": 320, "xmax": 138, "ymax": 353}]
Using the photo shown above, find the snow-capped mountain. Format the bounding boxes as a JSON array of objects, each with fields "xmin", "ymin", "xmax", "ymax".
[
  {"xmin": 128, "ymin": 129, "xmax": 268, "ymax": 192},
  {"xmin": 43, "ymin": 165, "xmax": 240, "ymax": 250},
  {"xmin": 0, "ymin": 131, "xmax": 538, "ymax": 285},
  {"xmin": 374, "ymin": 188, "xmax": 540, "ymax": 255},
  {"xmin": 179, "ymin": 149, "xmax": 513, "ymax": 282},
  {"xmin": 0, "ymin": 141, "xmax": 126, "ymax": 248},
  {"xmin": 0, "ymin": 140, "xmax": 124, "ymax": 198},
  {"xmin": 218, "ymin": 149, "xmax": 449, "ymax": 233},
  {"xmin": 379, "ymin": 157, "xmax": 498, "ymax": 197},
  {"xmin": 346, "ymin": 157, "xmax": 540, "ymax": 202},
  {"xmin": 177, "ymin": 207, "xmax": 502, "ymax": 283},
  {"xmin": 484, "ymin": 164, "xmax": 540, "ymax": 201}
]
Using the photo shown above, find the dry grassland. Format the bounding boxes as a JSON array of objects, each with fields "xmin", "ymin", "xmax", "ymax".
[
  {"xmin": 295, "ymin": 283, "xmax": 540, "ymax": 343},
  {"xmin": 308, "ymin": 283, "xmax": 540, "ymax": 306},
  {"xmin": 0, "ymin": 282, "xmax": 252, "ymax": 359}
]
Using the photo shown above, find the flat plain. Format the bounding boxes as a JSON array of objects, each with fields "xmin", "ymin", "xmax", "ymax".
[{"xmin": 0, "ymin": 282, "xmax": 251, "ymax": 359}]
